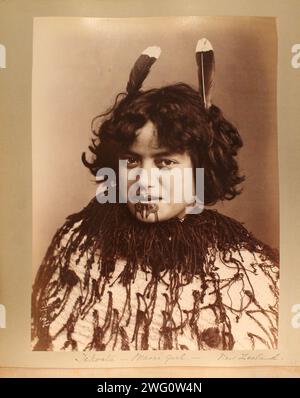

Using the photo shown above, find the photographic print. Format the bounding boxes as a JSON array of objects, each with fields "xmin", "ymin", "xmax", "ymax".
[{"xmin": 31, "ymin": 16, "xmax": 279, "ymax": 352}]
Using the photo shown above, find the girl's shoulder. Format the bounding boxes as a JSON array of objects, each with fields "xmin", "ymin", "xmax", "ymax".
[
  {"xmin": 210, "ymin": 244, "xmax": 279, "ymax": 313},
  {"xmin": 201, "ymin": 208, "xmax": 279, "ymax": 263}
]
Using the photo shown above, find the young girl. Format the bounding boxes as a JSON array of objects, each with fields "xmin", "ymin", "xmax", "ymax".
[{"xmin": 32, "ymin": 40, "xmax": 279, "ymax": 351}]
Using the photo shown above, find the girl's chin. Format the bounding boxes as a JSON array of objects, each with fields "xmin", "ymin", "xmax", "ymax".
[
  {"xmin": 129, "ymin": 203, "xmax": 161, "ymax": 222},
  {"xmin": 127, "ymin": 203, "xmax": 186, "ymax": 223},
  {"xmin": 135, "ymin": 215, "xmax": 159, "ymax": 223}
]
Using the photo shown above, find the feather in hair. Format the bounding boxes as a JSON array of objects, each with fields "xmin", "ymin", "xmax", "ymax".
[
  {"xmin": 126, "ymin": 46, "xmax": 161, "ymax": 95},
  {"xmin": 195, "ymin": 38, "xmax": 215, "ymax": 109}
]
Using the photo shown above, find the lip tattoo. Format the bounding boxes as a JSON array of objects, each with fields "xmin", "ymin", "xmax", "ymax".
[{"xmin": 134, "ymin": 201, "xmax": 159, "ymax": 221}]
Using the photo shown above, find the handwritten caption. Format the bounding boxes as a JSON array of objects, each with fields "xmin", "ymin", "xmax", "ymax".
[{"xmin": 74, "ymin": 351, "xmax": 281, "ymax": 365}]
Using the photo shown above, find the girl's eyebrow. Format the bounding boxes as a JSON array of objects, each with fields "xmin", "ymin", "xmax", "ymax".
[
  {"xmin": 119, "ymin": 150, "xmax": 141, "ymax": 157},
  {"xmin": 120, "ymin": 149, "xmax": 182, "ymax": 157},
  {"xmin": 153, "ymin": 150, "xmax": 178, "ymax": 157}
]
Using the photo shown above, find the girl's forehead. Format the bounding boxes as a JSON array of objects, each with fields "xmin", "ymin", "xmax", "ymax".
[
  {"xmin": 123, "ymin": 120, "xmax": 190, "ymax": 159},
  {"xmin": 128, "ymin": 120, "xmax": 164, "ymax": 155}
]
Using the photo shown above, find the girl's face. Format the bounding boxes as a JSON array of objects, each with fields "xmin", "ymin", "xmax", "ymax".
[{"xmin": 119, "ymin": 120, "xmax": 196, "ymax": 223}]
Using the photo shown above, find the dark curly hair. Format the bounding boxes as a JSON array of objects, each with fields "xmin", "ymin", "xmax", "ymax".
[{"xmin": 82, "ymin": 83, "xmax": 245, "ymax": 205}]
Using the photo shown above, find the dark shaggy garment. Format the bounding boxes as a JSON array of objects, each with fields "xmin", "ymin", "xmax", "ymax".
[{"xmin": 31, "ymin": 198, "xmax": 279, "ymax": 351}]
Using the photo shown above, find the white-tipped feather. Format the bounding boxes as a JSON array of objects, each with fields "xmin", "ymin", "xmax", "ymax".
[
  {"xmin": 142, "ymin": 46, "xmax": 162, "ymax": 59},
  {"xmin": 195, "ymin": 38, "xmax": 215, "ymax": 109},
  {"xmin": 126, "ymin": 46, "xmax": 161, "ymax": 94}
]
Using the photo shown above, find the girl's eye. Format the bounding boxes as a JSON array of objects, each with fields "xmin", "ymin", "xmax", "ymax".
[
  {"xmin": 123, "ymin": 156, "xmax": 139, "ymax": 168},
  {"xmin": 156, "ymin": 159, "xmax": 178, "ymax": 168}
]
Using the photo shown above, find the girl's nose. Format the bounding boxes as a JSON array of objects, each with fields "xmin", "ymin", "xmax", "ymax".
[
  {"xmin": 138, "ymin": 167, "xmax": 154, "ymax": 190},
  {"xmin": 137, "ymin": 163, "xmax": 160, "ymax": 192}
]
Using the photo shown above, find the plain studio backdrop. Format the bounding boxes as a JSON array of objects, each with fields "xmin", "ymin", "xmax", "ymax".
[{"xmin": 32, "ymin": 16, "xmax": 279, "ymax": 275}]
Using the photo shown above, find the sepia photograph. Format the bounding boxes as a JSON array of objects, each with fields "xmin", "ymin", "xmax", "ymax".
[{"xmin": 31, "ymin": 16, "xmax": 279, "ymax": 352}]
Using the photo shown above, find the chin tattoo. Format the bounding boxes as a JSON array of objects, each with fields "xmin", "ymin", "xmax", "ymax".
[{"xmin": 134, "ymin": 202, "xmax": 159, "ymax": 221}]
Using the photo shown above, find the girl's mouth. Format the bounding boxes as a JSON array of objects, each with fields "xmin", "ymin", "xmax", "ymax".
[{"xmin": 138, "ymin": 194, "xmax": 162, "ymax": 203}]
